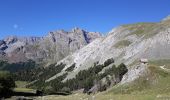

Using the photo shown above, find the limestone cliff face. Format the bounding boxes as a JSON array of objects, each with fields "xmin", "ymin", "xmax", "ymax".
[
  {"xmin": 0, "ymin": 28, "xmax": 101, "ymax": 63},
  {"xmin": 48, "ymin": 16, "xmax": 170, "ymax": 83}
]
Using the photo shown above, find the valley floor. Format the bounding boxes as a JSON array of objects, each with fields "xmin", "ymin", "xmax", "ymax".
[
  {"xmin": 6, "ymin": 62, "xmax": 170, "ymax": 100},
  {"xmin": 32, "ymin": 93, "xmax": 170, "ymax": 100}
]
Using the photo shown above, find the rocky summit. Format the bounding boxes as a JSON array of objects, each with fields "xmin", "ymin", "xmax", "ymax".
[{"xmin": 0, "ymin": 28, "xmax": 101, "ymax": 64}]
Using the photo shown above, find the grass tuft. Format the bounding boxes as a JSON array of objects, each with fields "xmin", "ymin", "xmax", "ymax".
[{"xmin": 114, "ymin": 40, "xmax": 131, "ymax": 48}]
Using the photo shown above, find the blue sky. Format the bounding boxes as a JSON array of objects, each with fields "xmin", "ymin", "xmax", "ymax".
[{"xmin": 0, "ymin": 0, "xmax": 170, "ymax": 39}]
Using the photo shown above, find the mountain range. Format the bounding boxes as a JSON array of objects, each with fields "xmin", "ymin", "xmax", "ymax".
[
  {"xmin": 0, "ymin": 27, "xmax": 101, "ymax": 64},
  {"xmin": 1, "ymin": 15, "xmax": 170, "ymax": 94},
  {"xmin": 45, "ymin": 15, "xmax": 170, "ymax": 83}
]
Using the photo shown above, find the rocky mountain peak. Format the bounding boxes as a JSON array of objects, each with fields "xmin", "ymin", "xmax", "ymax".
[
  {"xmin": 47, "ymin": 28, "xmax": 101, "ymax": 44},
  {"xmin": 4, "ymin": 36, "xmax": 18, "ymax": 45},
  {"xmin": 0, "ymin": 28, "xmax": 101, "ymax": 63},
  {"xmin": 71, "ymin": 27, "xmax": 86, "ymax": 33}
]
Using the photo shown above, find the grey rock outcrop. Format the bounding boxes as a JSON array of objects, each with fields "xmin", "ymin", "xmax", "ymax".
[
  {"xmin": 48, "ymin": 16, "xmax": 170, "ymax": 84},
  {"xmin": 0, "ymin": 28, "xmax": 101, "ymax": 63}
]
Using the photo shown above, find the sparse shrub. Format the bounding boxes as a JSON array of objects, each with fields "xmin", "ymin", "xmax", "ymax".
[
  {"xmin": 114, "ymin": 40, "xmax": 131, "ymax": 48},
  {"xmin": 117, "ymin": 63, "xmax": 128, "ymax": 79},
  {"xmin": 104, "ymin": 58, "xmax": 114, "ymax": 66}
]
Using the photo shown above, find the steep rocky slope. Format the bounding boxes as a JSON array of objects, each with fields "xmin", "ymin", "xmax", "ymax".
[
  {"xmin": 46, "ymin": 16, "xmax": 170, "ymax": 85},
  {"xmin": 0, "ymin": 28, "xmax": 101, "ymax": 64}
]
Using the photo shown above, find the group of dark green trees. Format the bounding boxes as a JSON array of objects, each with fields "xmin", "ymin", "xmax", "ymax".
[
  {"xmin": 0, "ymin": 71, "xmax": 15, "ymax": 98},
  {"xmin": 0, "ymin": 58, "xmax": 128, "ymax": 95},
  {"xmin": 0, "ymin": 60, "xmax": 36, "ymax": 72},
  {"xmin": 31, "ymin": 58, "xmax": 128, "ymax": 94},
  {"xmin": 61, "ymin": 62, "xmax": 127, "ymax": 93},
  {"xmin": 14, "ymin": 62, "xmax": 66, "ymax": 82}
]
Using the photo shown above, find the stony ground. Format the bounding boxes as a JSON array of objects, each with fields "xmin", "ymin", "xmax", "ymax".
[{"xmin": 33, "ymin": 93, "xmax": 170, "ymax": 100}]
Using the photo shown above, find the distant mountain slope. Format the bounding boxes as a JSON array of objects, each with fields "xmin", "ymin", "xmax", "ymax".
[
  {"xmin": 0, "ymin": 28, "xmax": 101, "ymax": 64},
  {"xmin": 44, "ymin": 15, "xmax": 170, "ymax": 86}
]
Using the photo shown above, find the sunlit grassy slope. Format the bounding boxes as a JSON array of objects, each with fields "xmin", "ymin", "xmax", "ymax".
[
  {"xmin": 15, "ymin": 81, "xmax": 28, "ymax": 88},
  {"xmin": 14, "ymin": 88, "xmax": 36, "ymax": 93},
  {"xmin": 14, "ymin": 81, "xmax": 36, "ymax": 93},
  {"xmin": 104, "ymin": 64, "xmax": 170, "ymax": 100},
  {"xmin": 149, "ymin": 59, "xmax": 170, "ymax": 69},
  {"xmin": 122, "ymin": 20, "xmax": 170, "ymax": 39}
]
